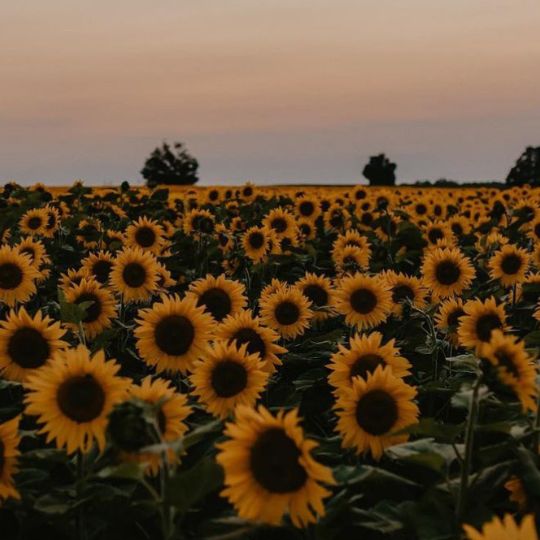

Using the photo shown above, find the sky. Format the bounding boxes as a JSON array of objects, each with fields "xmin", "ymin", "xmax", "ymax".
[{"xmin": 1, "ymin": 0, "xmax": 539, "ymax": 186}]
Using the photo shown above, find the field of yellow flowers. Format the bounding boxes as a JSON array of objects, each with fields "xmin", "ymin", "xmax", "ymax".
[{"xmin": 0, "ymin": 181, "xmax": 538, "ymax": 540}]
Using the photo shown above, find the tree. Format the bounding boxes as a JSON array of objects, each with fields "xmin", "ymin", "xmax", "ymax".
[
  {"xmin": 362, "ymin": 154, "xmax": 396, "ymax": 186},
  {"xmin": 141, "ymin": 142, "xmax": 199, "ymax": 187},
  {"xmin": 506, "ymin": 146, "xmax": 540, "ymax": 186}
]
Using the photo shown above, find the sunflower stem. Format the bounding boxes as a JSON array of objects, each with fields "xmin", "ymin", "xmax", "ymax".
[
  {"xmin": 76, "ymin": 450, "xmax": 87, "ymax": 540},
  {"xmin": 533, "ymin": 391, "xmax": 540, "ymax": 453},
  {"xmin": 456, "ymin": 375, "xmax": 482, "ymax": 523}
]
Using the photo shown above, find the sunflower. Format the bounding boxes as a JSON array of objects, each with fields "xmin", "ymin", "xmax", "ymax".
[
  {"xmin": 458, "ymin": 297, "xmax": 509, "ymax": 350},
  {"xmin": 134, "ymin": 294, "xmax": 214, "ymax": 374},
  {"xmin": 24, "ymin": 345, "xmax": 129, "ymax": 454},
  {"xmin": 333, "ymin": 245, "xmax": 370, "ymax": 273},
  {"xmin": 259, "ymin": 285, "xmax": 312, "ymax": 339},
  {"xmin": 328, "ymin": 332, "xmax": 411, "ymax": 395},
  {"xmin": 480, "ymin": 330, "xmax": 537, "ymax": 411},
  {"xmin": 19, "ymin": 208, "xmax": 48, "ymax": 236},
  {"xmin": 215, "ymin": 224, "xmax": 234, "ymax": 254},
  {"xmin": 463, "ymin": 514, "xmax": 538, "ymax": 540},
  {"xmin": 81, "ymin": 251, "xmax": 115, "ymax": 286},
  {"xmin": 0, "ymin": 307, "xmax": 67, "ymax": 382},
  {"xmin": 216, "ymin": 405, "xmax": 334, "ymax": 527},
  {"xmin": 125, "ymin": 217, "xmax": 165, "ymax": 255},
  {"xmin": 0, "ymin": 245, "xmax": 39, "ymax": 306},
  {"xmin": 423, "ymin": 221, "xmax": 454, "ymax": 247},
  {"xmin": 15, "ymin": 237, "xmax": 50, "ymax": 269},
  {"xmin": 126, "ymin": 376, "xmax": 191, "ymax": 475},
  {"xmin": 448, "ymin": 215, "xmax": 471, "ymax": 238},
  {"xmin": 505, "ymin": 476, "xmax": 528, "ymax": 512},
  {"xmin": 183, "ymin": 208, "xmax": 215, "ymax": 237},
  {"xmin": 109, "ymin": 248, "xmax": 159, "ymax": 303},
  {"xmin": 262, "ymin": 207, "xmax": 297, "ymax": 239},
  {"xmin": 334, "ymin": 365, "xmax": 419, "ymax": 460},
  {"xmin": 0, "ymin": 416, "xmax": 21, "ymax": 501},
  {"xmin": 191, "ymin": 341, "xmax": 268, "ymax": 418},
  {"xmin": 58, "ymin": 268, "xmax": 87, "ymax": 291},
  {"xmin": 156, "ymin": 263, "xmax": 176, "ymax": 290},
  {"xmin": 488, "ymin": 245, "xmax": 530, "ymax": 287},
  {"xmin": 381, "ymin": 271, "xmax": 427, "ymax": 317},
  {"xmin": 215, "ymin": 310, "xmax": 287, "ymax": 373},
  {"xmin": 323, "ymin": 204, "xmax": 351, "ymax": 233},
  {"xmin": 64, "ymin": 278, "xmax": 117, "ymax": 339},
  {"xmin": 334, "ymin": 273, "xmax": 392, "ymax": 330},
  {"xmin": 421, "ymin": 247, "xmax": 475, "ymax": 299},
  {"xmin": 77, "ymin": 219, "xmax": 102, "ymax": 249},
  {"xmin": 295, "ymin": 273, "xmax": 336, "ymax": 322},
  {"xmin": 242, "ymin": 226, "xmax": 270, "ymax": 263},
  {"xmin": 295, "ymin": 195, "xmax": 321, "ymax": 221},
  {"xmin": 42, "ymin": 206, "xmax": 61, "ymax": 238},
  {"xmin": 435, "ymin": 297, "xmax": 466, "ymax": 346},
  {"xmin": 297, "ymin": 218, "xmax": 317, "ymax": 241},
  {"xmin": 188, "ymin": 274, "xmax": 247, "ymax": 323}
]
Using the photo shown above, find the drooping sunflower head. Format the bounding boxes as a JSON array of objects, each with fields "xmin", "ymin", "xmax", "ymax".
[
  {"xmin": 109, "ymin": 248, "xmax": 160, "ymax": 303},
  {"xmin": 488, "ymin": 244, "xmax": 530, "ymax": 287},
  {"xmin": 191, "ymin": 341, "xmax": 268, "ymax": 418},
  {"xmin": 458, "ymin": 297, "xmax": 509, "ymax": 351},
  {"xmin": 216, "ymin": 405, "xmax": 334, "ymax": 527},
  {"xmin": 480, "ymin": 330, "xmax": 537, "ymax": 412},
  {"xmin": 421, "ymin": 247, "xmax": 475, "ymax": 299},
  {"xmin": 0, "ymin": 245, "xmax": 39, "ymax": 307},
  {"xmin": 259, "ymin": 285, "xmax": 312, "ymax": 339},
  {"xmin": 216, "ymin": 310, "xmax": 287, "ymax": 373},
  {"xmin": 125, "ymin": 216, "xmax": 165, "ymax": 254},
  {"xmin": 134, "ymin": 294, "xmax": 214, "ymax": 374},
  {"xmin": 25, "ymin": 345, "xmax": 129, "ymax": 454},
  {"xmin": 334, "ymin": 365, "xmax": 419, "ymax": 460},
  {"xmin": 329, "ymin": 332, "xmax": 411, "ymax": 395},
  {"xmin": 334, "ymin": 273, "xmax": 392, "ymax": 330},
  {"xmin": 188, "ymin": 274, "xmax": 247, "ymax": 323},
  {"xmin": 65, "ymin": 278, "xmax": 117, "ymax": 339},
  {"xmin": 81, "ymin": 251, "xmax": 115, "ymax": 286},
  {"xmin": 0, "ymin": 416, "xmax": 21, "ymax": 501},
  {"xmin": 0, "ymin": 307, "xmax": 67, "ymax": 382}
]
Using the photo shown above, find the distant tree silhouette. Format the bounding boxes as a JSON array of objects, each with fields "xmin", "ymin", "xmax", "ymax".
[
  {"xmin": 362, "ymin": 154, "xmax": 396, "ymax": 186},
  {"xmin": 141, "ymin": 142, "xmax": 199, "ymax": 187},
  {"xmin": 506, "ymin": 146, "xmax": 540, "ymax": 186}
]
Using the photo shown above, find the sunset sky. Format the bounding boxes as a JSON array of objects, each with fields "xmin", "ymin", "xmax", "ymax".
[{"xmin": 2, "ymin": 0, "xmax": 539, "ymax": 185}]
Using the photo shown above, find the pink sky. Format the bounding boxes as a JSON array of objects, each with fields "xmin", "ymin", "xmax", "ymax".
[{"xmin": 1, "ymin": 0, "xmax": 539, "ymax": 185}]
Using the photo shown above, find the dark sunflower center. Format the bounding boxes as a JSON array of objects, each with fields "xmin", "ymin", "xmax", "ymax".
[
  {"xmin": 500, "ymin": 254, "xmax": 522, "ymax": 275},
  {"xmin": 92, "ymin": 260, "xmax": 113, "ymax": 284},
  {"xmin": 534, "ymin": 223, "xmax": 540, "ymax": 239},
  {"xmin": 135, "ymin": 226, "xmax": 156, "ymax": 248},
  {"xmin": 350, "ymin": 288, "xmax": 377, "ymax": 314},
  {"xmin": 271, "ymin": 218, "xmax": 287, "ymax": 233},
  {"xmin": 122, "ymin": 262, "xmax": 147, "ymax": 288},
  {"xmin": 196, "ymin": 216, "xmax": 214, "ymax": 234},
  {"xmin": 157, "ymin": 408, "xmax": 167, "ymax": 434},
  {"xmin": 28, "ymin": 216, "xmax": 42, "ymax": 230},
  {"xmin": 494, "ymin": 348, "xmax": 520, "ymax": 378},
  {"xmin": 243, "ymin": 187, "xmax": 253, "ymax": 197},
  {"xmin": 299, "ymin": 201, "xmax": 314, "ymax": 216},
  {"xmin": 447, "ymin": 308, "xmax": 465, "ymax": 328},
  {"xmin": 8, "ymin": 327, "xmax": 50, "ymax": 368},
  {"xmin": 209, "ymin": 190, "xmax": 219, "ymax": 201},
  {"xmin": 299, "ymin": 223, "xmax": 311, "ymax": 236},
  {"xmin": 435, "ymin": 260, "xmax": 461, "ymax": 286},
  {"xmin": 451, "ymin": 223, "xmax": 463, "ymax": 235},
  {"xmin": 392, "ymin": 284, "xmax": 414, "ymax": 303},
  {"xmin": 218, "ymin": 233, "xmax": 229, "ymax": 247},
  {"xmin": 154, "ymin": 315, "xmax": 195, "ymax": 356},
  {"xmin": 46, "ymin": 212, "xmax": 56, "ymax": 229},
  {"xmin": 197, "ymin": 287, "xmax": 232, "ymax": 322},
  {"xmin": 274, "ymin": 301, "xmax": 300, "ymax": 326},
  {"xmin": 0, "ymin": 263, "xmax": 23, "ymax": 290},
  {"xmin": 475, "ymin": 313, "xmax": 503, "ymax": 342},
  {"xmin": 210, "ymin": 360, "xmax": 248, "ymax": 398},
  {"xmin": 248, "ymin": 232, "xmax": 265, "ymax": 249},
  {"xmin": 350, "ymin": 354, "xmax": 384, "ymax": 380},
  {"xmin": 330, "ymin": 214, "xmax": 343, "ymax": 228},
  {"xmin": 75, "ymin": 292, "xmax": 102, "ymax": 323},
  {"xmin": 355, "ymin": 389, "xmax": 398, "ymax": 435},
  {"xmin": 250, "ymin": 428, "xmax": 307, "ymax": 493},
  {"xmin": 57, "ymin": 374, "xmax": 106, "ymax": 423},
  {"xmin": 361, "ymin": 213, "xmax": 373, "ymax": 226},
  {"xmin": 231, "ymin": 328, "xmax": 267, "ymax": 359},
  {"xmin": 303, "ymin": 284, "xmax": 328, "ymax": 307},
  {"xmin": 416, "ymin": 204, "xmax": 427, "ymax": 215},
  {"xmin": 428, "ymin": 228, "xmax": 444, "ymax": 244}
]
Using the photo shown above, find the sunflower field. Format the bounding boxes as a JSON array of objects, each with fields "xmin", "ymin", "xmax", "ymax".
[{"xmin": 0, "ymin": 181, "xmax": 539, "ymax": 540}]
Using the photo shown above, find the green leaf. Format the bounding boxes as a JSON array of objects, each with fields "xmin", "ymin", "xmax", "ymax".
[
  {"xmin": 165, "ymin": 457, "xmax": 224, "ymax": 513},
  {"xmin": 97, "ymin": 462, "xmax": 146, "ymax": 481}
]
